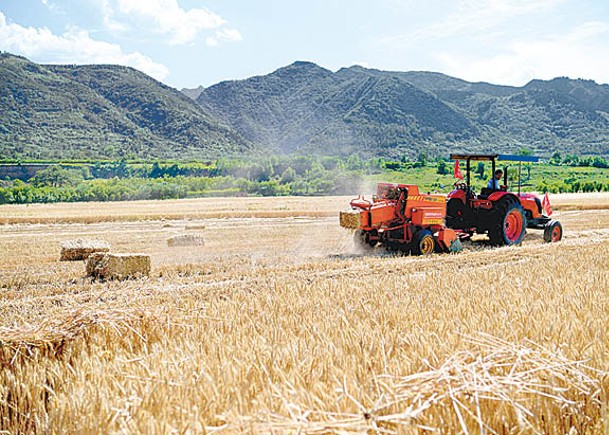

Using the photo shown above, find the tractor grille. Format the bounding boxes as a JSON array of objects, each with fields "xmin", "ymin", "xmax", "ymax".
[{"xmin": 340, "ymin": 210, "xmax": 362, "ymax": 229}]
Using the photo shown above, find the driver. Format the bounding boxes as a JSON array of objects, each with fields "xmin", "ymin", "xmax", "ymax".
[{"xmin": 487, "ymin": 169, "xmax": 504, "ymax": 190}]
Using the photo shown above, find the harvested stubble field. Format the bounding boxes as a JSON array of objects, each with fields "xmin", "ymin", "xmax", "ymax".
[{"xmin": 1, "ymin": 193, "xmax": 609, "ymax": 433}]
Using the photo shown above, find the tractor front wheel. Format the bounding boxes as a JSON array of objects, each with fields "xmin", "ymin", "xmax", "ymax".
[
  {"xmin": 488, "ymin": 201, "xmax": 527, "ymax": 246},
  {"xmin": 411, "ymin": 229, "xmax": 435, "ymax": 256},
  {"xmin": 543, "ymin": 220, "xmax": 563, "ymax": 243}
]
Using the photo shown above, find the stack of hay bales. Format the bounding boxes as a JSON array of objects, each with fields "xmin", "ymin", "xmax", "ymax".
[
  {"xmin": 60, "ymin": 239, "xmax": 110, "ymax": 261},
  {"xmin": 166, "ymin": 234, "xmax": 205, "ymax": 247},
  {"xmin": 86, "ymin": 253, "xmax": 151, "ymax": 280},
  {"xmin": 60, "ymin": 238, "xmax": 151, "ymax": 280}
]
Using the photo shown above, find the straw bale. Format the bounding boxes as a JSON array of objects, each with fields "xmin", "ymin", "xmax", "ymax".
[
  {"xmin": 184, "ymin": 223, "xmax": 207, "ymax": 230},
  {"xmin": 60, "ymin": 238, "xmax": 110, "ymax": 261},
  {"xmin": 86, "ymin": 253, "xmax": 151, "ymax": 280},
  {"xmin": 167, "ymin": 234, "xmax": 205, "ymax": 247},
  {"xmin": 339, "ymin": 209, "xmax": 362, "ymax": 229}
]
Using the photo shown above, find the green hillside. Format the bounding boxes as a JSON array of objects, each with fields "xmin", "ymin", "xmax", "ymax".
[
  {"xmin": 2, "ymin": 53, "xmax": 609, "ymax": 161},
  {"xmin": 197, "ymin": 62, "xmax": 609, "ymax": 158},
  {"xmin": 401, "ymin": 72, "xmax": 609, "ymax": 155},
  {"xmin": 0, "ymin": 53, "xmax": 251, "ymax": 160},
  {"xmin": 197, "ymin": 62, "xmax": 478, "ymax": 158}
]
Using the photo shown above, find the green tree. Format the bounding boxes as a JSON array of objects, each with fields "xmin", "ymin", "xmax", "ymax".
[
  {"xmin": 254, "ymin": 160, "xmax": 275, "ymax": 182},
  {"xmin": 150, "ymin": 162, "xmax": 164, "ymax": 178},
  {"xmin": 592, "ymin": 157, "xmax": 608, "ymax": 168},
  {"xmin": 564, "ymin": 154, "xmax": 579, "ymax": 166},
  {"xmin": 436, "ymin": 159, "xmax": 449, "ymax": 175},
  {"xmin": 346, "ymin": 154, "xmax": 362, "ymax": 171},
  {"xmin": 476, "ymin": 162, "xmax": 485, "ymax": 180},
  {"xmin": 31, "ymin": 166, "xmax": 83, "ymax": 188},
  {"xmin": 416, "ymin": 152, "xmax": 428, "ymax": 167},
  {"xmin": 103, "ymin": 145, "xmax": 117, "ymax": 158},
  {"xmin": 280, "ymin": 167, "xmax": 297, "ymax": 183}
]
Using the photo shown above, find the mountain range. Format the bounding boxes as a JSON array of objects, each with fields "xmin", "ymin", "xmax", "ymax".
[
  {"xmin": 194, "ymin": 61, "xmax": 609, "ymax": 158},
  {"xmin": 0, "ymin": 53, "xmax": 250, "ymax": 160},
  {"xmin": 2, "ymin": 52, "xmax": 609, "ymax": 160}
]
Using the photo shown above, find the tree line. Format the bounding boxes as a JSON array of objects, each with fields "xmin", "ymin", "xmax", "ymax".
[{"xmin": 0, "ymin": 154, "xmax": 607, "ymax": 204}]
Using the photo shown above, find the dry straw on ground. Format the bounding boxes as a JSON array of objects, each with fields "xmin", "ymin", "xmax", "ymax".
[
  {"xmin": 85, "ymin": 252, "xmax": 151, "ymax": 280},
  {"xmin": 59, "ymin": 238, "xmax": 110, "ymax": 261},
  {"xmin": 0, "ymin": 309, "xmax": 152, "ymax": 364},
  {"xmin": 167, "ymin": 234, "xmax": 205, "ymax": 247},
  {"xmin": 1, "ymin": 194, "xmax": 609, "ymax": 433},
  {"xmin": 223, "ymin": 333, "xmax": 606, "ymax": 433}
]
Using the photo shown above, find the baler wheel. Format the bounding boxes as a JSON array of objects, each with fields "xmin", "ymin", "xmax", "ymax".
[
  {"xmin": 543, "ymin": 220, "xmax": 563, "ymax": 243},
  {"xmin": 353, "ymin": 230, "xmax": 377, "ymax": 250},
  {"xmin": 411, "ymin": 230, "xmax": 435, "ymax": 256}
]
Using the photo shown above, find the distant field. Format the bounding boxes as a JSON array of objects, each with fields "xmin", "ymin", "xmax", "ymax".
[
  {"xmin": 1, "ymin": 194, "xmax": 608, "ymax": 432},
  {"xmin": 1, "ymin": 191, "xmax": 609, "ymax": 224},
  {"xmin": 0, "ymin": 196, "xmax": 343, "ymax": 224}
]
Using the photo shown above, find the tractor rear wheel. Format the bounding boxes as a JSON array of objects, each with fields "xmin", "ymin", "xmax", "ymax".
[
  {"xmin": 488, "ymin": 200, "xmax": 527, "ymax": 246},
  {"xmin": 354, "ymin": 230, "xmax": 377, "ymax": 250},
  {"xmin": 411, "ymin": 229, "xmax": 435, "ymax": 256},
  {"xmin": 543, "ymin": 220, "xmax": 563, "ymax": 243}
]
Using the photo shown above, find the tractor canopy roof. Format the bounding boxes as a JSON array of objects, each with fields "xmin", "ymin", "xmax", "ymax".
[
  {"xmin": 450, "ymin": 153, "xmax": 540, "ymax": 163},
  {"xmin": 450, "ymin": 154, "xmax": 498, "ymax": 161}
]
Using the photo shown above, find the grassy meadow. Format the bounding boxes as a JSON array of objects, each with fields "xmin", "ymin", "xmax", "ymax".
[{"xmin": 1, "ymin": 193, "xmax": 609, "ymax": 433}]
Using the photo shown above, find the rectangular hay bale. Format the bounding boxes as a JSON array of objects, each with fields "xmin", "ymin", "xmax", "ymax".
[
  {"xmin": 339, "ymin": 210, "xmax": 362, "ymax": 230},
  {"xmin": 184, "ymin": 223, "xmax": 207, "ymax": 230},
  {"xmin": 86, "ymin": 253, "xmax": 151, "ymax": 280},
  {"xmin": 60, "ymin": 239, "xmax": 110, "ymax": 261},
  {"xmin": 167, "ymin": 234, "xmax": 205, "ymax": 247}
]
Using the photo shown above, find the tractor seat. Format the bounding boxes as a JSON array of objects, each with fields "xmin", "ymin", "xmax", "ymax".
[
  {"xmin": 466, "ymin": 188, "xmax": 477, "ymax": 200},
  {"xmin": 478, "ymin": 187, "xmax": 494, "ymax": 199}
]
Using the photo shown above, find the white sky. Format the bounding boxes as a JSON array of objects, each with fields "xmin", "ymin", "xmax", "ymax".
[{"xmin": 1, "ymin": 0, "xmax": 608, "ymax": 89}]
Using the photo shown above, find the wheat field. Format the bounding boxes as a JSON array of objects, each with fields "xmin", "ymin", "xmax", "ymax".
[{"xmin": 1, "ymin": 193, "xmax": 609, "ymax": 433}]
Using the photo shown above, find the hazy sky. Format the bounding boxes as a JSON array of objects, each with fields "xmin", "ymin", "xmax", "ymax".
[{"xmin": 1, "ymin": 0, "xmax": 608, "ymax": 89}]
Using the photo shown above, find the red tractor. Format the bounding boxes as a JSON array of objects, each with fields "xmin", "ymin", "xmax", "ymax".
[
  {"xmin": 340, "ymin": 182, "xmax": 462, "ymax": 255},
  {"xmin": 446, "ymin": 154, "xmax": 563, "ymax": 245}
]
